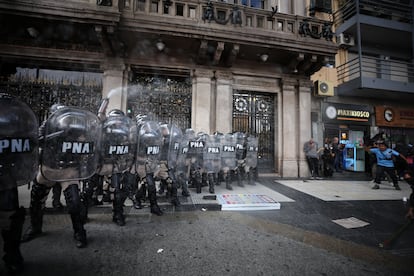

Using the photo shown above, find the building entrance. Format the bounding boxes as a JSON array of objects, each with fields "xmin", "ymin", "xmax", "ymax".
[{"xmin": 232, "ymin": 91, "xmax": 276, "ymax": 172}]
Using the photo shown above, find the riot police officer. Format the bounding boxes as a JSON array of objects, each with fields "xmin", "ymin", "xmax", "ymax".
[
  {"xmin": 220, "ymin": 133, "xmax": 237, "ymax": 190},
  {"xmin": 22, "ymin": 104, "xmax": 101, "ymax": 248},
  {"xmin": 0, "ymin": 93, "xmax": 38, "ymax": 273},
  {"xmin": 132, "ymin": 115, "xmax": 163, "ymax": 215},
  {"xmin": 157, "ymin": 123, "xmax": 182, "ymax": 206},
  {"xmin": 203, "ymin": 134, "xmax": 222, "ymax": 193},
  {"xmin": 95, "ymin": 109, "xmax": 137, "ymax": 226}
]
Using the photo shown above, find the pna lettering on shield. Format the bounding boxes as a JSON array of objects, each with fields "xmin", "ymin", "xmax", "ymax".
[
  {"xmin": 62, "ymin": 142, "xmax": 93, "ymax": 154},
  {"xmin": 0, "ymin": 138, "xmax": 31, "ymax": 153}
]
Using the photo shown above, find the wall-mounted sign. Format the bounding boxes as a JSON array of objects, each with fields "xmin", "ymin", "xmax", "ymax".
[
  {"xmin": 375, "ymin": 106, "xmax": 414, "ymax": 128},
  {"xmin": 322, "ymin": 103, "xmax": 372, "ymax": 125}
]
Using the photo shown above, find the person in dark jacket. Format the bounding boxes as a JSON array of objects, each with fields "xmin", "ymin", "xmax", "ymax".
[{"xmin": 403, "ymin": 170, "xmax": 414, "ymax": 219}]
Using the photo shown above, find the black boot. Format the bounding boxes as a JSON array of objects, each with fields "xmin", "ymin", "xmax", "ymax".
[
  {"xmin": 22, "ymin": 181, "xmax": 49, "ymax": 242},
  {"xmin": 168, "ymin": 183, "xmax": 180, "ymax": 207},
  {"xmin": 112, "ymin": 173, "xmax": 126, "ymax": 226},
  {"xmin": 225, "ymin": 173, "xmax": 233, "ymax": 190},
  {"xmin": 2, "ymin": 207, "xmax": 25, "ymax": 274},
  {"xmin": 167, "ymin": 172, "xmax": 180, "ymax": 206},
  {"xmin": 71, "ymin": 213, "xmax": 87, "ymax": 248},
  {"xmin": 134, "ymin": 182, "xmax": 146, "ymax": 209},
  {"xmin": 194, "ymin": 170, "xmax": 202, "ymax": 194},
  {"xmin": 248, "ymin": 170, "xmax": 256, "ymax": 185},
  {"xmin": 208, "ymin": 173, "xmax": 215, "ymax": 194},
  {"xmin": 64, "ymin": 184, "xmax": 87, "ymax": 248},
  {"xmin": 52, "ymin": 183, "xmax": 63, "ymax": 210},
  {"xmin": 237, "ymin": 167, "xmax": 245, "ymax": 187},
  {"xmin": 147, "ymin": 174, "xmax": 163, "ymax": 216}
]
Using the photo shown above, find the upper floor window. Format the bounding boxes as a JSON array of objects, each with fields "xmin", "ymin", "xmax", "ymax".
[
  {"xmin": 241, "ymin": 0, "xmax": 265, "ymax": 9},
  {"xmin": 309, "ymin": 0, "xmax": 332, "ymax": 16}
]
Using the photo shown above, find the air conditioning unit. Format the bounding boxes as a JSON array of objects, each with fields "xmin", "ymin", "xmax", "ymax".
[
  {"xmin": 314, "ymin": 80, "xmax": 334, "ymax": 97},
  {"xmin": 337, "ymin": 33, "xmax": 355, "ymax": 47}
]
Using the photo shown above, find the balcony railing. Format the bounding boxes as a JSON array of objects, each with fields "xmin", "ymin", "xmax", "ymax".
[
  {"xmin": 334, "ymin": 0, "xmax": 412, "ymax": 25},
  {"xmin": 337, "ymin": 55, "xmax": 414, "ymax": 84},
  {"xmin": 121, "ymin": 0, "xmax": 334, "ymax": 42}
]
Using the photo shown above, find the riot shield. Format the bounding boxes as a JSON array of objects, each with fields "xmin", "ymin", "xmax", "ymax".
[
  {"xmin": 159, "ymin": 123, "xmax": 182, "ymax": 170},
  {"xmin": 245, "ymin": 135, "xmax": 258, "ymax": 169},
  {"xmin": 203, "ymin": 134, "xmax": 221, "ymax": 174},
  {"xmin": 188, "ymin": 132, "xmax": 205, "ymax": 193},
  {"xmin": 175, "ymin": 133, "xmax": 190, "ymax": 187},
  {"xmin": 0, "ymin": 94, "xmax": 38, "ymax": 190},
  {"xmin": 220, "ymin": 133, "xmax": 237, "ymax": 170},
  {"xmin": 135, "ymin": 120, "xmax": 162, "ymax": 176},
  {"xmin": 97, "ymin": 112, "xmax": 137, "ymax": 176},
  {"xmin": 40, "ymin": 106, "xmax": 101, "ymax": 182},
  {"xmin": 234, "ymin": 132, "xmax": 247, "ymax": 162}
]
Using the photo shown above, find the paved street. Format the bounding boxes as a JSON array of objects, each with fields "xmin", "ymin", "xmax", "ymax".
[{"xmin": 2, "ymin": 174, "xmax": 414, "ymax": 275}]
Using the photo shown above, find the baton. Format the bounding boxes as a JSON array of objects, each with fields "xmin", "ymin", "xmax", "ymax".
[
  {"xmin": 38, "ymin": 130, "xmax": 64, "ymax": 142},
  {"xmin": 379, "ymin": 219, "xmax": 413, "ymax": 249}
]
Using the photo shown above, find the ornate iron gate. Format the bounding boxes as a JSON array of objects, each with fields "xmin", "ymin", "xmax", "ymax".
[
  {"xmin": 233, "ymin": 91, "xmax": 276, "ymax": 172},
  {"xmin": 0, "ymin": 70, "xmax": 102, "ymax": 122},
  {"xmin": 127, "ymin": 74, "xmax": 192, "ymax": 130}
]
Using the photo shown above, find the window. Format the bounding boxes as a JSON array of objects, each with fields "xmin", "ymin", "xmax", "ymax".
[
  {"xmin": 150, "ymin": 1, "xmax": 159, "ymax": 13},
  {"xmin": 257, "ymin": 16, "xmax": 264, "ymax": 28},
  {"xmin": 277, "ymin": 20, "xmax": 283, "ymax": 31},
  {"xmin": 189, "ymin": 6, "xmax": 196, "ymax": 18},
  {"xmin": 267, "ymin": 19, "xmax": 273, "ymax": 30},
  {"xmin": 217, "ymin": 10, "xmax": 226, "ymax": 21},
  {"xmin": 309, "ymin": 0, "xmax": 332, "ymax": 15},
  {"xmin": 246, "ymin": 16, "xmax": 252, "ymax": 26},
  {"xmin": 137, "ymin": 0, "xmax": 145, "ymax": 11},
  {"xmin": 176, "ymin": 3, "xmax": 184, "ymax": 16}
]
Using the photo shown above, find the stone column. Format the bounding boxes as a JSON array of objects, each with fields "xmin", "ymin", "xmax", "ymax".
[
  {"xmin": 298, "ymin": 80, "xmax": 313, "ymax": 178},
  {"xmin": 101, "ymin": 58, "xmax": 128, "ymax": 114},
  {"xmin": 281, "ymin": 79, "xmax": 299, "ymax": 177},
  {"xmin": 215, "ymin": 71, "xmax": 233, "ymax": 134},
  {"xmin": 191, "ymin": 69, "xmax": 214, "ymax": 133}
]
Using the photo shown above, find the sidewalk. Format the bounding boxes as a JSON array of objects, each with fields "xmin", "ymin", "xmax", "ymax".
[
  {"xmin": 12, "ymin": 174, "xmax": 414, "ymax": 275},
  {"xmin": 17, "ymin": 173, "xmax": 414, "ymax": 256}
]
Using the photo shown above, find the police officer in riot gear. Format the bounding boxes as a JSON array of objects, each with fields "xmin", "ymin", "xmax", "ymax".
[
  {"xmin": 203, "ymin": 134, "xmax": 222, "ymax": 194},
  {"xmin": 95, "ymin": 109, "xmax": 136, "ymax": 226},
  {"xmin": 186, "ymin": 129, "xmax": 205, "ymax": 193},
  {"xmin": 234, "ymin": 132, "xmax": 247, "ymax": 187},
  {"xmin": 157, "ymin": 123, "xmax": 182, "ymax": 206},
  {"xmin": 175, "ymin": 131, "xmax": 191, "ymax": 197},
  {"xmin": 220, "ymin": 133, "xmax": 237, "ymax": 190},
  {"xmin": 22, "ymin": 104, "xmax": 101, "ymax": 248},
  {"xmin": 132, "ymin": 115, "xmax": 163, "ymax": 215},
  {"xmin": 0, "ymin": 93, "xmax": 38, "ymax": 273},
  {"xmin": 245, "ymin": 134, "xmax": 259, "ymax": 185}
]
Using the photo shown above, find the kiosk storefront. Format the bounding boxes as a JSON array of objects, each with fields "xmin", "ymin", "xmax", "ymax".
[{"xmin": 322, "ymin": 102, "xmax": 373, "ymax": 172}]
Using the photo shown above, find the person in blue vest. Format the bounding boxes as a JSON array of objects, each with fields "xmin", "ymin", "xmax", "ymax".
[{"xmin": 366, "ymin": 140, "xmax": 407, "ymax": 190}]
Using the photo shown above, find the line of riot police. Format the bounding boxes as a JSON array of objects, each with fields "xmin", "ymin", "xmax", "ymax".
[{"xmin": 0, "ymin": 94, "xmax": 259, "ymax": 273}]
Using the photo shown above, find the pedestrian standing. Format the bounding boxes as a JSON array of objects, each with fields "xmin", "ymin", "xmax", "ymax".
[
  {"xmin": 303, "ymin": 138, "xmax": 321, "ymax": 179},
  {"xmin": 366, "ymin": 140, "xmax": 407, "ymax": 190}
]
